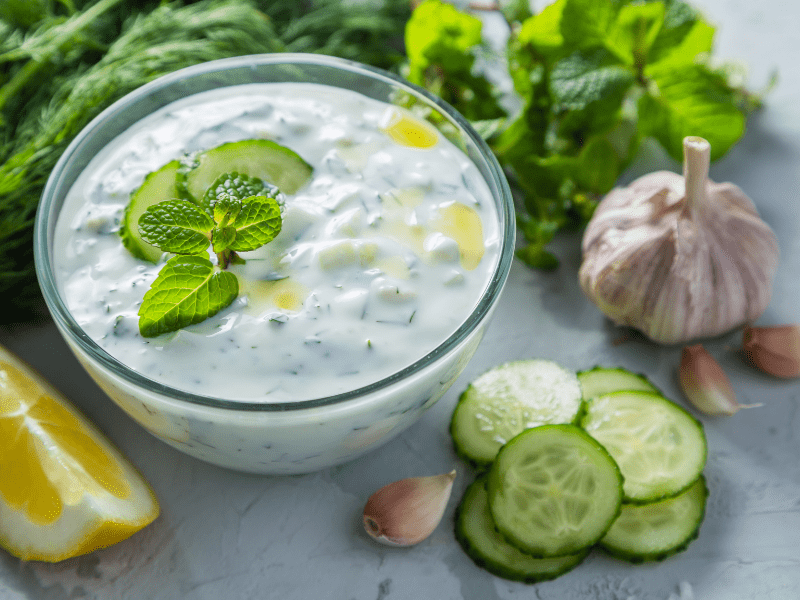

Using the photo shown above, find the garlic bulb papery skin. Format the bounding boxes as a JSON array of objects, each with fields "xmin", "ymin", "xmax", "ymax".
[
  {"xmin": 363, "ymin": 470, "xmax": 456, "ymax": 547},
  {"xmin": 579, "ymin": 136, "xmax": 779, "ymax": 344}
]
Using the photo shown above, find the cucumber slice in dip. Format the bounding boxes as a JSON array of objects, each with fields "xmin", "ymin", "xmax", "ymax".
[
  {"xmin": 178, "ymin": 139, "xmax": 312, "ymax": 202},
  {"xmin": 119, "ymin": 159, "xmax": 180, "ymax": 263}
]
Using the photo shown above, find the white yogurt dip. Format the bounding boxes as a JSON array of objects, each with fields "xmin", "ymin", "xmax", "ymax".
[{"xmin": 53, "ymin": 83, "xmax": 501, "ymax": 402}]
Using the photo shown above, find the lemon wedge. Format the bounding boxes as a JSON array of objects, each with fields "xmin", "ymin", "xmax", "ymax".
[{"xmin": 0, "ymin": 343, "xmax": 159, "ymax": 562}]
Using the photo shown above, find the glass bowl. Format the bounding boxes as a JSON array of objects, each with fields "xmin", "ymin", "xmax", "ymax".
[{"xmin": 34, "ymin": 54, "xmax": 515, "ymax": 474}]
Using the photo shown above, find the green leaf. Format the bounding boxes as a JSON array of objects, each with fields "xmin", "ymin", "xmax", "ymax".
[
  {"xmin": 550, "ymin": 49, "xmax": 635, "ymax": 112},
  {"xmin": 228, "ymin": 196, "xmax": 283, "ymax": 252},
  {"xmin": 470, "ymin": 117, "xmax": 507, "ymax": 141},
  {"xmin": 138, "ymin": 199, "xmax": 214, "ymax": 255},
  {"xmin": 405, "ymin": 0, "xmax": 482, "ymax": 74},
  {"xmin": 404, "ymin": 0, "xmax": 503, "ymax": 121},
  {"xmin": 500, "ymin": 0, "xmax": 534, "ymax": 24},
  {"xmin": 639, "ymin": 62, "xmax": 745, "ymax": 161},
  {"xmin": 138, "ymin": 255, "xmax": 239, "ymax": 338},
  {"xmin": 202, "ymin": 171, "xmax": 278, "ymax": 217},
  {"xmin": 516, "ymin": 244, "xmax": 559, "ymax": 270},
  {"xmin": 560, "ymin": 0, "xmax": 616, "ymax": 51},
  {"xmin": 515, "ymin": 215, "xmax": 560, "ymax": 270},
  {"xmin": 517, "ymin": 0, "xmax": 566, "ymax": 57},
  {"xmin": 606, "ymin": 1, "xmax": 666, "ymax": 65},
  {"xmin": 491, "ymin": 109, "xmax": 547, "ymax": 165},
  {"xmin": 577, "ymin": 136, "xmax": 621, "ymax": 195},
  {"xmin": 647, "ymin": 1, "xmax": 714, "ymax": 66},
  {"xmin": 213, "ymin": 194, "xmax": 242, "ymax": 226},
  {"xmin": 549, "ymin": 49, "xmax": 636, "ymax": 136},
  {"xmin": 212, "ymin": 226, "xmax": 237, "ymax": 254}
]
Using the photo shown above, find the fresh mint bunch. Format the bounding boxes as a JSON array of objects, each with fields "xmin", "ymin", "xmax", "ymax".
[
  {"xmin": 404, "ymin": 0, "xmax": 505, "ymax": 122},
  {"xmin": 136, "ymin": 172, "xmax": 282, "ymax": 338},
  {"xmin": 404, "ymin": 0, "xmax": 766, "ymax": 269}
]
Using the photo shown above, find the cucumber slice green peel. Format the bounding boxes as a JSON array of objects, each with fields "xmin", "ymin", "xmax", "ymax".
[
  {"xmin": 120, "ymin": 139, "xmax": 312, "ymax": 263},
  {"xmin": 580, "ymin": 391, "xmax": 707, "ymax": 504},
  {"xmin": 178, "ymin": 139, "xmax": 312, "ymax": 203},
  {"xmin": 601, "ymin": 475, "xmax": 708, "ymax": 563},
  {"xmin": 119, "ymin": 159, "xmax": 180, "ymax": 263},
  {"xmin": 450, "ymin": 360, "xmax": 584, "ymax": 468},
  {"xmin": 486, "ymin": 424, "xmax": 623, "ymax": 558},
  {"xmin": 455, "ymin": 475, "xmax": 589, "ymax": 583},
  {"xmin": 577, "ymin": 366, "xmax": 660, "ymax": 400}
]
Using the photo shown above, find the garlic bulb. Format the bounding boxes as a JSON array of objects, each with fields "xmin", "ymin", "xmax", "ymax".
[{"xmin": 579, "ymin": 136, "xmax": 779, "ymax": 344}]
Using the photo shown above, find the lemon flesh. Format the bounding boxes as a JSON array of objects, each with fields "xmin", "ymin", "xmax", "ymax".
[{"xmin": 0, "ymin": 344, "xmax": 159, "ymax": 562}]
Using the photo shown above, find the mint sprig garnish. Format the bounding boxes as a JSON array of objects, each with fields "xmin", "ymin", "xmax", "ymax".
[
  {"xmin": 138, "ymin": 199, "xmax": 216, "ymax": 255},
  {"xmin": 136, "ymin": 172, "xmax": 282, "ymax": 337},
  {"xmin": 138, "ymin": 255, "xmax": 239, "ymax": 338}
]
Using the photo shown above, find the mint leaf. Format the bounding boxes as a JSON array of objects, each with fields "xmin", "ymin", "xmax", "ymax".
[
  {"xmin": 405, "ymin": 0, "xmax": 505, "ymax": 121},
  {"xmin": 212, "ymin": 226, "xmax": 237, "ymax": 254},
  {"xmin": 516, "ymin": 215, "xmax": 559, "ymax": 270},
  {"xmin": 648, "ymin": 1, "xmax": 713, "ymax": 66},
  {"xmin": 516, "ymin": 244, "xmax": 559, "ymax": 270},
  {"xmin": 501, "ymin": 0, "xmax": 533, "ymax": 24},
  {"xmin": 405, "ymin": 0, "xmax": 482, "ymax": 75},
  {"xmin": 639, "ymin": 62, "xmax": 745, "ymax": 161},
  {"xmin": 550, "ymin": 50, "xmax": 634, "ymax": 112},
  {"xmin": 213, "ymin": 194, "xmax": 242, "ymax": 226},
  {"xmin": 138, "ymin": 199, "xmax": 214, "ymax": 255},
  {"xmin": 138, "ymin": 255, "xmax": 238, "ymax": 338},
  {"xmin": 202, "ymin": 171, "xmax": 279, "ymax": 216},
  {"xmin": 606, "ymin": 1, "xmax": 666, "ymax": 66},
  {"xmin": 517, "ymin": 0, "xmax": 566, "ymax": 58},
  {"xmin": 228, "ymin": 196, "xmax": 282, "ymax": 252},
  {"xmin": 550, "ymin": 49, "xmax": 636, "ymax": 136},
  {"xmin": 560, "ymin": 0, "xmax": 616, "ymax": 51},
  {"xmin": 577, "ymin": 136, "xmax": 620, "ymax": 195}
]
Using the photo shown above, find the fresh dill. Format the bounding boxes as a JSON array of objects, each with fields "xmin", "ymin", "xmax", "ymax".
[{"xmin": 0, "ymin": 0, "xmax": 411, "ymax": 322}]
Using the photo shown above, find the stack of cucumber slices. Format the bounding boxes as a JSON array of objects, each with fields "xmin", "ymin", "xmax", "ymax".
[{"xmin": 450, "ymin": 361, "xmax": 708, "ymax": 583}]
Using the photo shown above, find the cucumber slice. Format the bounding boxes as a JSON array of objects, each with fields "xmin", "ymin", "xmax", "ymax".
[
  {"xmin": 178, "ymin": 139, "xmax": 312, "ymax": 202},
  {"xmin": 450, "ymin": 360, "xmax": 583, "ymax": 467},
  {"xmin": 577, "ymin": 366, "xmax": 660, "ymax": 400},
  {"xmin": 455, "ymin": 475, "xmax": 589, "ymax": 583},
  {"xmin": 580, "ymin": 391, "xmax": 707, "ymax": 504},
  {"xmin": 486, "ymin": 424, "xmax": 623, "ymax": 558},
  {"xmin": 119, "ymin": 159, "xmax": 180, "ymax": 263},
  {"xmin": 601, "ymin": 475, "xmax": 708, "ymax": 563}
]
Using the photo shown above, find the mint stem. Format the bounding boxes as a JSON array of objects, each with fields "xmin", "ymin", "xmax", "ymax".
[{"xmin": 216, "ymin": 249, "xmax": 243, "ymax": 269}]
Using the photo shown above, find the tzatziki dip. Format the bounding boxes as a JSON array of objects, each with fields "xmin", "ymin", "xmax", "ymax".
[{"xmin": 53, "ymin": 83, "xmax": 501, "ymax": 402}]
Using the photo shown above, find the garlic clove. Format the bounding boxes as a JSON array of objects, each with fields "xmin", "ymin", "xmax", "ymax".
[
  {"xmin": 743, "ymin": 324, "xmax": 800, "ymax": 379},
  {"xmin": 363, "ymin": 470, "xmax": 456, "ymax": 546},
  {"xmin": 679, "ymin": 344, "xmax": 761, "ymax": 416}
]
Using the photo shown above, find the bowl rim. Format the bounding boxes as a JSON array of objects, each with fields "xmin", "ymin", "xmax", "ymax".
[{"xmin": 34, "ymin": 52, "xmax": 515, "ymax": 412}]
